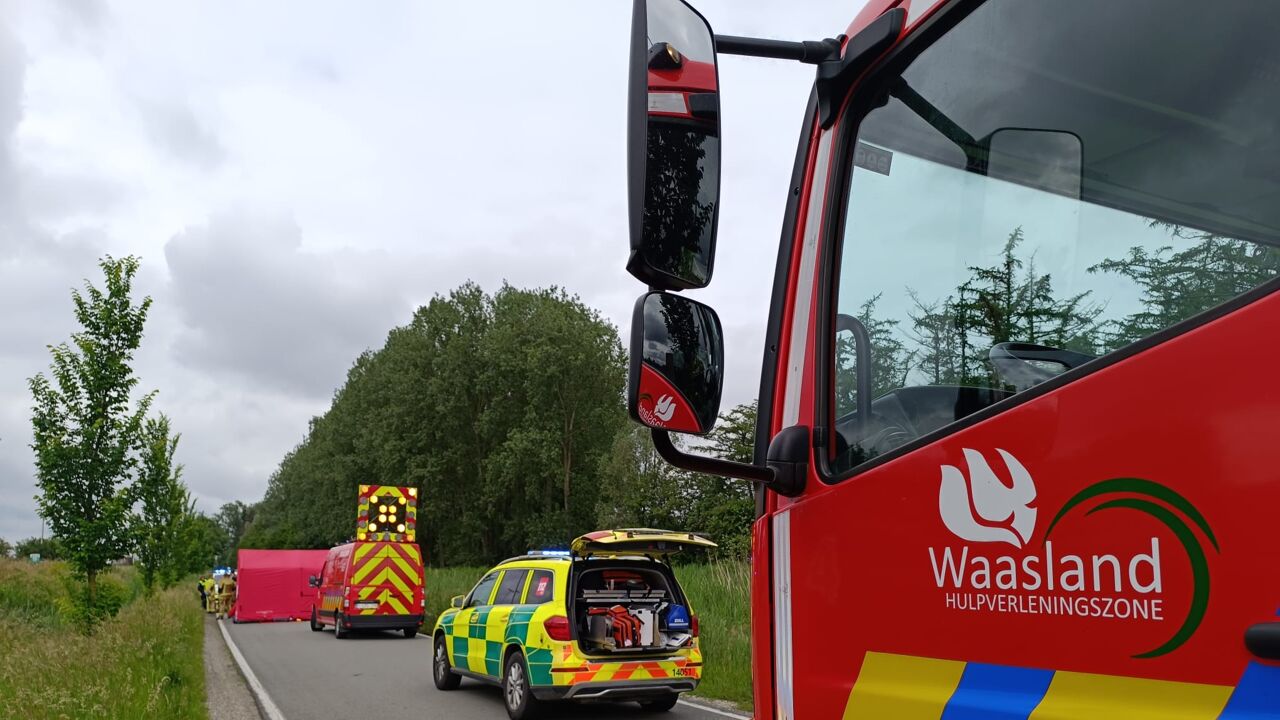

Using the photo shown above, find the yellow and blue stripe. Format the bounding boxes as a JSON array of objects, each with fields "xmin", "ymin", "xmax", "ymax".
[{"xmin": 843, "ymin": 651, "xmax": 1279, "ymax": 719}]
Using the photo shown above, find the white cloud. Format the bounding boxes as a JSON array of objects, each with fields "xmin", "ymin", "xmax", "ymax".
[{"xmin": 0, "ymin": 0, "xmax": 859, "ymax": 540}]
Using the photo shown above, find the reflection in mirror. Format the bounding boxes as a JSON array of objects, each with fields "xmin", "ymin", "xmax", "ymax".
[
  {"xmin": 628, "ymin": 291, "xmax": 723, "ymax": 434},
  {"xmin": 627, "ymin": 0, "xmax": 721, "ymax": 290}
]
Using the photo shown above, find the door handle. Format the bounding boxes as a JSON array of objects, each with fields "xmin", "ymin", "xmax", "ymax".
[{"xmin": 1245, "ymin": 622, "xmax": 1280, "ymax": 660}]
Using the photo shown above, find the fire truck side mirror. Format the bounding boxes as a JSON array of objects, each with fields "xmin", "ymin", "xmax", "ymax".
[
  {"xmin": 626, "ymin": 0, "xmax": 721, "ymax": 291},
  {"xmin": 308, "ymin": 575, "xmax": 319, "ymax": 588},
  {"xmin": 628, "ymin": 291, "xmax": 724, "ymax": 435}
]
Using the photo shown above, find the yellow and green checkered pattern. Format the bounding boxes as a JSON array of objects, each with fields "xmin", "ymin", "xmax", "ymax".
[{"xmin": 435, "ymin": 560, "xmax": 701, "ymax": 689}]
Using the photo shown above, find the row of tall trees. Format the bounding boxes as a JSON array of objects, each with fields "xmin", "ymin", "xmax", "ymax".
[
  {"xmin": 244, "ymin": 283, "xmax": 760, "ymax": 565},
  {"xmin": 27, "ymin": 257, "xmax": 220, "ymax": 629},
  {"xmin": 243, "ymin": 283, "xmax": 628, "ymax": 565}
]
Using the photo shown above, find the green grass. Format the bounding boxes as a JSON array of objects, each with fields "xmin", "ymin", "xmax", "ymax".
[
  {"xmin": 425, "ymin": 561, "xmax": 752, "ymax": 710},
  {"xmin": 674, "ymin": 562, "xmax": 752, "ymax": 709},
  {"xmin": 425, "ymin": 564, "xmax": 486, "ymax": 627},
  {"xmin": 0, "ymin": 560, "xmax": 206, "ymax": 720},
  {"xmin": 0, "ymin": 558, "xmax": 73, "ymax": 628}
]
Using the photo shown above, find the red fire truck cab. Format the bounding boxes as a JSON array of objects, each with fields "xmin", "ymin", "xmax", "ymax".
[{"xmin": 621, "ymin": 0, "xmax": 1280, "ymax": 717}]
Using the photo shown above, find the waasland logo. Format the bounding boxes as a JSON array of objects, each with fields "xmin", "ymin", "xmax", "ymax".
[
  {"xmin": 653, "ymin": 394, "xmax": 677, "ymax": 422},
  {"xmin": 940, "ymin": 448, "xmax": 1037, "ymax": 548},
  {"xmin": 930, "ymin": 448, "xmax": 1218, "ymax": 658}
]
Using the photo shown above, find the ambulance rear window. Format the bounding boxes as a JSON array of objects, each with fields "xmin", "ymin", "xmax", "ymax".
[{"xmin": 525, "ymin": 570, "xmax": 554, "ymax": 604}]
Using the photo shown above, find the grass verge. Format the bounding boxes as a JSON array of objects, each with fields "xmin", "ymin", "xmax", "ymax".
[
  {"xmin": 425, "ymin": 564, "xmax": 486, "ymax": 627},
  {"xmin": 0, "ymin": 560, "xmax": 206, "ymax": 720},
  {"xmin": 674, "ymin": 561, "xmax": 752, "ymax": 709},
  {"xmin": 426, "ymin": 561, "xmax": 752, "ymax": 711}
]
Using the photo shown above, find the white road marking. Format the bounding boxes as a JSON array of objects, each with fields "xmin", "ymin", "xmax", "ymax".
[
  {"xmin": 218, "ymin": 619, "xmax": 288, "ymax": 720},
  {"xmin": 676, "ymin": 698, "xmax": 751, "ymax": 719}
]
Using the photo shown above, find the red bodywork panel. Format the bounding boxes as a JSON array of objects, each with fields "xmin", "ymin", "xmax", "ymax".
[
  {"xmin": 780, "ymin": 289, "xmax": 1280, "ymax": 714},
  {"xmin": 750, "ymin": 513, "xmax": 774, "ymax": 714},
  {"xmin": 748, "ymin": 4, "xmax": 1279, "ymax": 715}
]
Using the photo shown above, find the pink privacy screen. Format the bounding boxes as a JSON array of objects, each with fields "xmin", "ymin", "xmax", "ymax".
[{"xmin": 233, "ymin": 549, "xmax": 329, "ymax": 623}]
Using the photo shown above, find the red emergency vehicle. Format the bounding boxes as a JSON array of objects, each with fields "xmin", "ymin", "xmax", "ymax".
[
  {"xmin": 622, "ymin": 0, "xmax": 1280, "ymax": 717},
  {"xmin": 308, "ymin": 485, "xmax": 425, "ymax": 637}
]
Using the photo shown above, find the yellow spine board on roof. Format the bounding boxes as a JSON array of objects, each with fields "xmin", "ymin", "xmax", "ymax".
[{"xmin": 356, "ymin": 485, "xmax": 417, "ymax": 542}]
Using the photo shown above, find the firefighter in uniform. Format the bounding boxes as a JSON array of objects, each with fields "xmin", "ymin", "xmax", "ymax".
[
  {"xmin": 216, "ymin": 574, "xmax": 237, "ymax": 620},
  {"xmin": 202, "ymin": 576, "xmax": 216, "ymax": 614}
]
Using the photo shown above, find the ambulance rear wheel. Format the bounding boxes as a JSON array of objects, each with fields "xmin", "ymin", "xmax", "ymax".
[
  {"xmin": 502, "ymin": 651, "xmax": 541, "ymax": 720},
  {"xmin": 333, "ymin": 613, "xmax": 348, "ymax": 639},
  {"xmin": 433, "ymin": 635, "xmax": 461, "ymax": 691},
  {"xmin": 309, "ymin": 609, "xmax": 322, "ymax": 632},
  {"xmin": 639, "ymin": 694, "xmax": 679, "ymax": 712}
]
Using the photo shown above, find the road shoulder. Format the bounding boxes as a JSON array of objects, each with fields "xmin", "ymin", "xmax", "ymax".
[{"xmin": 204, "ymin": 615, "xmax": 264, "ymax": 720}]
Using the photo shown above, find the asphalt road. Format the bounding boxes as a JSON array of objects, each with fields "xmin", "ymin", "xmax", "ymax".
[{"xmin": 222, "ymin": 620, "xmax": 742, "ymax": 720}]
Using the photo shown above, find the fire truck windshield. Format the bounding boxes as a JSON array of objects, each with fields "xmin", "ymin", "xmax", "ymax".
[{"xmin": 825, "ymin": 0, "xmax": 1280, "ymax": 476}]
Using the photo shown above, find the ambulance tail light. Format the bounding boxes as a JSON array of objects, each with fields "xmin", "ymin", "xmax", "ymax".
[
  {"xmin": 691, "ymin": 615, "xmax": 699, "ymax": 637},
  {"xmin": 545, "ymin": 615, "xmax": 572, "ymax": 642}
]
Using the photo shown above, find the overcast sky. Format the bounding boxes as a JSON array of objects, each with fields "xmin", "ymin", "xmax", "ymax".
[{"xmin": 0, "ymin": 0, "xmax": 857, "ymax": 540}]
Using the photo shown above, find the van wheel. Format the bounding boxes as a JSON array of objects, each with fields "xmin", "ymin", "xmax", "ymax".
[
  {"xmin": 333, "ymin": 613, "xmax": 348, "ymax": 639},
  {"xmin": 639, "ymin": 694, "xmax": 679, "ymax": 712},
  {"xmin": 502, "ymin": 651, "xmax": 541, "ymax": 720},
  {"xmin": 309, "ymin": 609, "xmax": 322, "ymax": 632},
  {"xmin": 433, "ymin": 634, "xmax": 461, "ymax": 690},
  {"xmin": 403, "ymin": 626, "xmax": 418, "ymax": 639}
]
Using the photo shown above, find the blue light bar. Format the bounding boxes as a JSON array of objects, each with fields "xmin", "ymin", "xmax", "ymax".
[{"xmin": 532, "ymin": 549, "xmax": 571, "ymax": 557}]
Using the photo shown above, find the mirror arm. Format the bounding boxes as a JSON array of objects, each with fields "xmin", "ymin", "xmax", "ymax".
[
  {"xmin": 651, "ymin": 429, "xmax": 776, "ymax": 484},
  {"xmin": 816, "ymin": 7, "xmax": 906, "ymax": 127},
  {"xmin": 715, "ymin": 35, "xmax": 841, "ymax": 64}
]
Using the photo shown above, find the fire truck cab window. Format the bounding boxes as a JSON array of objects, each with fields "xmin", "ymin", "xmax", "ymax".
[
  {"xmin": 495, "ymin": 569, "xmax": 529, "ymax": 605},
  {"xmin": 467, "ymin": 572, "xmax": 499, "ymax": 608},
  {"xmin": 525, "ymin": 569, "xmax": 554, "ymax": 604},
  {"xmin": 828, "ymin": 0, "xmax": 1280, "ymax": 477}
]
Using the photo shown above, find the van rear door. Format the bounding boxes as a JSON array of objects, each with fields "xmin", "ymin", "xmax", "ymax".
[{"xmin": 348, "ymin": 541, "xmax": 423, "ymax": 616}]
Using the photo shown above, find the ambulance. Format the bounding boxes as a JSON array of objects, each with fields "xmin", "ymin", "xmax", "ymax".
[
  {"xmin": 308, "ymin": 485, "xmax": 425, "ymax": 638},
  {"xmin": 620, "ymin": 0, "xmax": 1280, "ymax": 716},
  {"xmin": 432, "ymin": 530, "xmax": 711, "ymax": 719}
]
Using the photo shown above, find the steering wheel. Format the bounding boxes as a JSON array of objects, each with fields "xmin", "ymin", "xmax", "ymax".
[{"xmin": 988, "ymin": 342, "xmax": 1095, "ymax": 392}]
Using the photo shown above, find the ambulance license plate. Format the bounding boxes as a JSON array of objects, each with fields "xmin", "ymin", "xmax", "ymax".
[{"xmin": 355, "ymin": 601, "xmax": 378, "ymax": 610}]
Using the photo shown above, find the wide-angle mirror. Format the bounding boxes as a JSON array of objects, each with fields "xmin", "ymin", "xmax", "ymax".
[{"xmin": 627, "ymin": 291, "xmax": 724, "ymax": 434}]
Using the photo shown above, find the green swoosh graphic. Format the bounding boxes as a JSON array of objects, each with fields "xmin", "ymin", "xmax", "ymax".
[
  {"xmin": 1083, "ymin": 498, "xmax": 1210, "ymax": 658},
  {"xmin": 1044, "ymin": 478, "xmax": 1219, "ymax": 552}
]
